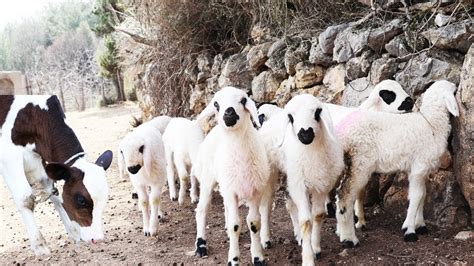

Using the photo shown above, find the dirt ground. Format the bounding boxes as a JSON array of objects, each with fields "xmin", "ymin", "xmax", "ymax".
[{"xmin": 1, "ymin": 103, "xmax": 472, "ymax": 265}]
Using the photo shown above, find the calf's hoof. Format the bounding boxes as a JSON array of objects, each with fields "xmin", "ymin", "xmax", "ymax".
[
  {"xmin": 404, "ymin": 233, "xmax": 418, "ymax": 242},
  {"xmin": 342, "ymin": 240, "xmax": 359, "ymax": 248},
  {"xmin": 131, "ymin": 193, "xmax": 138, "ymax": 199},
  {"xmin": 415, "ymin": 226, "xmax": 428, "ymax": 235},
  {"xmin": 253, "ymin": 257, "xmax": 265, "ymax": 266},
  {"xmin": 195, "ymin": 238, "xmax": 207, "ymax": 257}
]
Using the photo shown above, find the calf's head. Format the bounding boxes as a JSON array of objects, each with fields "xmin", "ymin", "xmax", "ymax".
[
  {"xmin": 197, "ymin": 86, "xmax": 260, "ymax": 131},
  {"xmin": 45, "ymin": 150, "xmax": 112, "ymax": 244},
  {"xmin": 284, "ymin": 94, "xmax": 336, "ymax": 146}
]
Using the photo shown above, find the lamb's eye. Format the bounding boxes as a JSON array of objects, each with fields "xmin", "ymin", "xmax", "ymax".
[
  {"xmin": 314, "ymin": 108, "xmax": 322, "ymax": 122},
  {"xmin": 74, "ymin": 194, "xmax": 87, "ymax": 208},
  {"xmin": 288, "ymin": 114, "xmax": 294, "ymax": 124},
  {"xmin": 240, "ymin": 97, "xmax": 247, "ymax": 106},
  {"xmin": 213, "ymin": 101, "xmax": 220, "ymax": 112},
  {"xmin": 139, "ymin": 145, "xmax": 144, "ymax": 153}
]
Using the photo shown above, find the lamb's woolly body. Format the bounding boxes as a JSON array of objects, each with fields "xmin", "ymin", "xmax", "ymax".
[
  {"xmin": 335, "ymin": 80, "xmax": 458, "ymax": 246},
  {"xmin": 147, "ymin": 115, "xmax": 172, "ymax": 134},
  {"xmin": 162, "ymin": 117, "xmax": 204, "ymax": 204},
  {"xmin": 118, "ymin": 119, "xmax": 167, "ymax": 236},
  {"xmin": 194, "ymin": 86, "xmax": 269, "ymax": 265}
]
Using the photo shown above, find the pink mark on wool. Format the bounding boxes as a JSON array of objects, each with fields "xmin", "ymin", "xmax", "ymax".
[
  {"xmin": 335, "ymin": 110, "xmax": 364, "ymax": 138},
  {"xmin": 237, "ymin": 174, "xmax": 256, "ymax": 199}
]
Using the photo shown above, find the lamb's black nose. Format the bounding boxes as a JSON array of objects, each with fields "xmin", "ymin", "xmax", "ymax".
[
  {"xmin": 223, "ymin": 107, "xmax": 239, "ymax": 127},
  {"xmin": 297, "ymin": 127, "xmax": 315, "ymax": 145},
  {"xmin": 398, "ymin": 97, "xmax": 414, "ymax": 112},
  {"xmin": 128, "ymin": 165, "xmax": 142, "ymax": 174}
]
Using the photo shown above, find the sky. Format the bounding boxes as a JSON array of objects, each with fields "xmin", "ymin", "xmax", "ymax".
[{"xmin": 0, "ymin": 0, "xmax": 56, "ymax": 29}]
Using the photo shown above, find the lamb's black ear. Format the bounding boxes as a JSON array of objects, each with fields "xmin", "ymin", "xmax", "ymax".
[
  {"xmin": 379, "ymin": 90, "xmax": 397, "ymax": 104},
  {"xmin": 96, "ymin": 150, "xmax": 113, "ymax": 170},
  {"xmin": 45, "ymin": 163, "xmax": 71, "ymax": 181}
]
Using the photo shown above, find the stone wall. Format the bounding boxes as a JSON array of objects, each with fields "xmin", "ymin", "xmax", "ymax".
[{"xmin": 186, "ymin": 15, "xmax": 473, "ymax": 227}]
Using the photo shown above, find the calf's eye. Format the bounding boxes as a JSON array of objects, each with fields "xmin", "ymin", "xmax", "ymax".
[{"xmin": 74, "ymin": 194, "xmax": 87, "ymax": 207}]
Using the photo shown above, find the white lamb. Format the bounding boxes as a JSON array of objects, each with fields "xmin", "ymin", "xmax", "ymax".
[
  {"xmin": 118, "ymin": 119, "xmax": 167, "ymax": 236},
  {"xmin": 162, "ymin": 117, "xmax": 204, "ymax": 205},
  {"xmin": 335, "ymin": 80, "xmax": 459, "ymax": 247},
  {"xmin": 193, "ymin": 86, "xmax": 269, "ymax": 266},
  {"xmin": 257, "ymin": 104, "xmax": 283, "ymax": 125}
]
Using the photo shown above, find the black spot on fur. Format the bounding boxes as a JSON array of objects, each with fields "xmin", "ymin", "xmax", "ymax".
[
  {"xmin": 415, "ymin": 226, "xmax": 428, "ymax": 235},
  {"xmin": 195, "ymin": 237, "xmax": 207, "ymax": 257},
  {"xmin": 326, "ymin": 202, "xmax": 336, "ymax": 218},
  {"xmin": 402, "ymin": 227, "xmax": 407, "ymax": 234},
  {"xmin": 233, "ymin": 257, "xmax": 239, "ymax": 262},
  {"xmin": 240, "ymin": 97, "xmax": 247, "ymax": 106},
  {"xmin": 339, "ymin": 207, "xmax": 346, "ymax": 215},
  {"xmin": 314, "ymin": 108, "xmax": 322, "ymax": 122},
  {"xmin": 214, "ymin": 101, "xmax": 220, "ymax": 112},
  {"xmin": 404, "ymin": 233, "xmax": 418, "ymax": 242},
  {"xmin": 315, "ymin": 252, "xmax": 321, "ymax": 260},
  {"xmin": 250, "ymin": 222, "xmax": 258, "ymax": 233},
  {"xmin": 258, "ymin": 114, "xmax": 265, "ymax": 125},
  {"xmin": 139, "ymin": 145, "xmax": 144, "ymax": 153},
  {"xmin": 288, "ymin": 114, "xmax": 294, "ymax": 124},
  {"xmin": 354, "ymin": 214, "xmax": 359, "ymax": 224},
  {"xmin": 264, "ymin": 241, "xmax": 272, "ymax": 249},
  {"xmin": 253, "ymin": 257, "xmax": 264, "ymax": 266},
  {"xmin": 132, "ymin": 193, "xmax": 138, "ymax": 199},
  {"xmin": 398, "ymin": 96, "xmax": 414, "ymax": 111},
  {"xmin": 379, "ymin": 89, "xmax": 396, "ymax": 104},
  {"xmin": 234, "ymin": 225, "xmax": 239, "ymax": 232}
]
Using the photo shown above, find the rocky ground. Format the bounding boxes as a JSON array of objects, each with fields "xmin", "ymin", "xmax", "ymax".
[{"xmin": 0, "ymin": 103, "xmax": 473, "ymax": 265}]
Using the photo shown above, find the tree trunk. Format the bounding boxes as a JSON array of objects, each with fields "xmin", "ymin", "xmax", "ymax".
[
  {"xmin": 113, "ymin": 69, "xmax": 126, "ymax": 102},
  {"xmin": 59, "ymin": 87, "xmax": 66, "ymax": 113}
]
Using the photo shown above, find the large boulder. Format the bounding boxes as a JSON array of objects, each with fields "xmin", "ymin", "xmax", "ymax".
[
  {"xmin": 367, "ymin": 19, "xmax": 403, "ymax": 52},
  {"xmin": 274, "ymin": 76, "xmax": 296, "ymax": 106},
  {"xmin": 369, "ymin": 55, "xmax": 399, "ymax": 84},
  {"xmin": 385, "ymin": 35, "xmax": 410, "ymax": 57},
  {"xmin": 333, "ymin": 27, "xmax": 369, "ymax": 63},
  {"xmin": 395, "ymin": 49, "xmax": 463, "ymax": 95},
  {"xmin": 247, "ymin": 42, "xmax": 272, "ymax": 72},
  {"xmin": 309, "ymin": 40, "xmax": 335, "ymax": 67},
  {"xmin": 318, "ymin": 23, "xmax": 350, "ymax": 54},
  {"xmin": 284, "ymin": 40, "xmax": 310, "ymax": 75},
  {"xmin": 218, "ymin": 53, "xmax": 255, "ymax": 93},
  {"xmin": 251, "ymin": 71, "xmax": 285, "ymax": 103},
  {"xmin": 341, "ymin": 77, "xmax": 374, "ymax": 107},
  {"xmin": 345, "ymin": 50, "xmax": 376, "ymax": 81},
  {"xmin": 323, "ymin": 64, "xmax": 346, "ymax": 96},
  {"xmin": 265, "ymin": 39, "xmax": 288, "ymax": 75},
  {"xmin": 452, "ymin": 44, "xmax": 474, "ymax": 213},
  {"xmin": 294, "ymin": 61, "xmax": 324, "ymax": 89},
  {"xmin": 422, "ymin": 19, "xmax": 473, "ymax": 53}
]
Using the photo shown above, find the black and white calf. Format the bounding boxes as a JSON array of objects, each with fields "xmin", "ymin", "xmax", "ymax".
[{"xmin": 0, "ymin": 95, "xmax": 113, "ymax": 255}]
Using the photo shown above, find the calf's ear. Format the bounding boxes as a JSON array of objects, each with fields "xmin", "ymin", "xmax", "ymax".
[
  {"xmin": 96, "ymin": 150, "xmax": 113, "ymax": 170},
  {"xmin": 45, "ymin": 163, "xmax": 71, "ymax": 181}
]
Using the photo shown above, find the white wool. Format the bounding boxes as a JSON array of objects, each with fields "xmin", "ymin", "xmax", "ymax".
[
  {"xmin": 162, "ymin": 117, "xmax": 204, "ymax": 204},
  {"xmin": 335, "ymin": 80, "xmax": 459, "ymax": 246},
  {"xmin": 118, "ymin": 119, "xmax": 167, "ymax": 236},
  {"xmin": 193, "ymin": 86, "xmax": 270, "ymax": 264},
  {"xmin": 257, "ymin": 104, "xmax": 283, "ymax": 124}
]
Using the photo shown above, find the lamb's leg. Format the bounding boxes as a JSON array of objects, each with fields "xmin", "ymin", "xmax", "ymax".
[
  {"xmin": 402, "ymin": 167, "xmax": 428, "ymax": 241},
  {"xmin": 223, "ymin": 193, "xmax": 241, "ymax": 265},
  {"xmin": 165, "ymin": 149, "xmax": 178, "ymax": 201},
  {"xmin": 190, "ymin": 171, "xmax": 199, "ymax": 204},
  {"xmin": 149, "ymin": 184, "xmax": 163, "ymax": 236},
  {"xmin": 259, "ymin": 177, "xmax": 275, "ymax": 249},
  {"xmin": 135, "ymin": 184, "xmax": 151, "ymax": 236},
  {"xmin": 286, "ymin": 197, "xmax": 301, "ymax": 245},
  {"xmin": 287, "ymin": 177, "xmax": 314, "ymax": 266},
  {"xmin": 195, "ymin": 181, "xmax": 214, "ymax": 257},
  {"xmin": 336, "ymin": 166, "xmax": 368, "ymax": 247},
  {"xmin": 310, "ymin": 191, "xmax": 326, "ymax": 261},
  {"xmin": 3, "ymin": 164, "xmax": 50, "ymax": 256},
  {"xmin": 175, "ymin": 160, "xmax": 189, "ymax": 206},
  {"xmin": 248, "ymin": 197, "xmax": 265, "ymax": 265},
  {"xmin": 354, "ymin": 189, "xmax": 366, "ymax": 230},
  {"xmin": 415, "ymin": 186, "xmax": 428, "ymax": 234}
]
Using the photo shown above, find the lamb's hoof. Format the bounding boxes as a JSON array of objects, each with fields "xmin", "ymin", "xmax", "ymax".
[
  {"xmin": 342, "ymin": 240, "xmax": 359, "ymax": 248},
  {"xmin": 415, "ymin": 226, "xmax": 428, "ymax": 235},
  {"xmin": 171, "ymin": 197, "xmax": 178, "ymax": 201},
  {"xmin": 326, "ymin": 203, "xmax": 336, "ymax": 218},
  {"xmin": 131, "ymin": 193, "xmax": 138, "ymax": 199},
  {"xmin": 263, "ymin": 241, "xmax": 272, "ymax": 249},
  {"xmin": 315, "ymin": 252, "xmax": 321, "ymax": 261},
  {"xmin": 404, "ymin": 233, "xmax": 418, "ymax": 242},
  {"xmin": 228, "ymin": 256, "xmax": 239, "ymax": 266},
  {"xmin": 253, "ymin": 257, "xmax": 265, "ymax": 266},
  {"xmin": 144, "ymin": 232, "xmax": 150, "ymax": 237},
  {"xmin": 195, "ymin": 238, "xmax": 207, "ymax": 257}
]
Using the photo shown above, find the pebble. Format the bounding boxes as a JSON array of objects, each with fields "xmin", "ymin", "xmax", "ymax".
[
  {"xmin": 338, "ymin": 249, "xmax": 349, "ymax": 257},
  {"xmin": 454, "ymin": 231, "xmax": 474, "ymax": 241}
]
